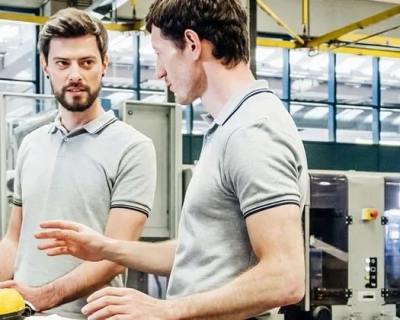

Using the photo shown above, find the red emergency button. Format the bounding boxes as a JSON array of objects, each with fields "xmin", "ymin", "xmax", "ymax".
[{"xmin": 362, "ymin": 208, "xmax": 379, "ymax": 221}]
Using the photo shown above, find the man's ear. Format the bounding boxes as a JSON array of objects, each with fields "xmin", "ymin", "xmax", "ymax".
[
  {"xmin": 102, "ymin": 54, "xmax": 109, "ymax": 77},
  {"xmin": 40, "ymin": 54, "xmax": 49, "ymax": 79},
  {"xmin": 183, "ymin": 29, "xmax": 201, "ymax": 60}
]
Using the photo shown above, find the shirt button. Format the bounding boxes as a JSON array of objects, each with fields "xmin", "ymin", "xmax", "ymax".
[{"xmin": 63, "ymin": 137, "xmax": 69, "ymax": 142}]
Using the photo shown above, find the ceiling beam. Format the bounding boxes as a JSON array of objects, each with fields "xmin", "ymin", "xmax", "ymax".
[
  {"xmin": 257, "ymin": 37, "xmax": 400, "ymax": 59},
  {"xmin": 0, "ymin": 11, "xmax": 144, "ymax": 31},
  {"xmin": 306, "ymin": 5, "xmax": 400, "ymax": 48},
  {"xmin": 339, "ymin": 32, "xmax": 400, "ymax": 47},
  {"xmin": 256, "ymin": 0, "xmax": 304, "ymax": 45},
  {"xmin": 302, "ymin": 0, "xmax": 310, "ymax": 38}
]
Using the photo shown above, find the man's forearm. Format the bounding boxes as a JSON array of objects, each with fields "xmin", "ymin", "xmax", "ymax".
[
  {"xmin": 0, "ymin": 239, "xmax": 18, "ymax": 281},
  {"xmin": 43, "ymin": 260, "xmax": 125, "ymax": 309},
  {"xmin": 104, "ymin": 239, "xmax": 176, "ymax": 277},
  {"xmin": 168, "ymin": 259, "xmax": 304, "ymax": 320}
]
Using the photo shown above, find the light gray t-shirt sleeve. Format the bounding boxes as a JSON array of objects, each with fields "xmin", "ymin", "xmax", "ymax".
[
  {"xmin": 111, "ymin": 140, "xmax": 157, "ymax": 216},
  {"xmin": 12, "ymin": 138, "xmax": 28, "ymax": 207},
  {"xmin": 223, "ymin": 118, "xmax": 302, "ymax": 218}
]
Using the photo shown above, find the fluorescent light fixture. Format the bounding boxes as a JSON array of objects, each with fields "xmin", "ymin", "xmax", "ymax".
[
  {"xmin": 290, "ymin": 104, "xmax": 304, "ymax": 114},
  {"xmin": 337, "ymin": 109, "xmax": 364, "ymax": 121},
  {"xmin": 255, "ymin": 47, "xmax": 275, "ymax": 63},
  {"xmin": 336, "ymin": 56, "xmax": 367, "ymax": 75},
  {"xmin": 303, "ymin": 106, "xmax": 328, "ymax": 120}
]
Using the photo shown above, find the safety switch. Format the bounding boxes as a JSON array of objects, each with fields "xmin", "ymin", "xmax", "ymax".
[{"xmin": 362, "ymin": 208, "xmax": 379, "ymax": 221}]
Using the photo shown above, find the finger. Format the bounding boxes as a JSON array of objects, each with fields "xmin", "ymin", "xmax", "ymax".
[
  {"xmin": 107, "ymin": 315, "xmax": 130, "ymax": 320},
  {"xmin": 39, "ymin": 220, "xmax": 81, "ymax": 231},
  {"xmin": 35, "ymin": 229, "xmax": 78, "ymax": 242},
  {"xmin": 0, "ymin": 280, "xmax": 16, "ymax": 288},
  {"xmin": 86, "ymin": 304, "xmax": 127, "ymax": 320},
  {"xmin": 82, "ymin": 295, "xmax": 126, "ymax": 317},
  {"xmin": 37, "ymin": 240, "xmax": 66, "ymax": 250},
  {"xmin": 87, "ymin": 287, "xmax": 131, "ymax": 303},
  {"xmin": 35, "ymin": 229, "xmax": 67, "ymax": 240},
  {"xmin": 43, "ymin": 247, "xmax": 70, "ymax": 256}
]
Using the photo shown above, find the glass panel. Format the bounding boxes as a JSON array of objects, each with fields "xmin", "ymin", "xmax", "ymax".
[
  {"xmin": 103, "ymin": 31, "xmax": 137, "ymax": 89},
  {"xmin": 309, "ymin": 174, "xmax": 348, "ymax": 305},
  {"xmin": 336, "ymin": 105, "xmax": 372, "ymax": 144},
  {"xmin": 256, "ymin": 47, "xmax": 283, "ymax": 98},
  {"xmin": 192, "ymin": 99, "xmax": 208, "ymax": 135},
  {"xmin": 336, "ymin": 54, "xmax": 372, "ymax": 105},
  {"xmin": 380, "ymin": 108, "xmax": 400, "ymax": 146},
  {"xmin": 0, "ymin": 80, "xmax": 34, "ymax": 93},
  {"xmin": 0, "ymin": 20, "xmax": 36, "ymax": 81},
  {"xmin": 384, "ymin": 178, "xmax": 400, "ymax": 304},
  {"xmin": 290, "ymin": 102, "xmax": 329, "ymax": 141},
  {"xmin": 100, "ymin": 88, "xmax": 138, "ymax": 118},
  {"xmin": 380, "ymin": 58, "xmax": 400, "ymax": 108},
  {"xmin": 139, "ymin": 33, "xmax": 165, "ymax": 92},
  {"xmin": 290, "ymin": 50, "xmax": 329, "ymax": 102},
  {"xmin": 1, "ymin": 94, "xmax": 58, "ymax": 235},
  {"xmin": 4, "ymin": 95, "xmax": 58, "ymax": 169}
]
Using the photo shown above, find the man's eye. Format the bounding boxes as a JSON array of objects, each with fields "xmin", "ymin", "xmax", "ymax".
[
  {"xmin": 56, "ymin": 61, "xmax": 68, "ymax": 67},
  {"xmin": 82, "ymin": 60, "xmax": 94, "ymax": 67}
]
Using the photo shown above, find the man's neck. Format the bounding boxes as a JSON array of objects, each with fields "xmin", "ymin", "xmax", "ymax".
[
  {"xmin": 59, "ymin": 100, "xmax": 105, "ymax": 132},
  {"xmin": 201, "ymin": 62, "xmax": 256, "ymax": 119}
]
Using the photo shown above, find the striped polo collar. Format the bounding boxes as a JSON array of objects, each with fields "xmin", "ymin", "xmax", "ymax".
[
  {"xmin": 49, "ymin": 110, "xmax": 117, "ymax": 136},
  {"xmin": 210, "ymin": 80, "xmax": 271, "ymax": 126}
]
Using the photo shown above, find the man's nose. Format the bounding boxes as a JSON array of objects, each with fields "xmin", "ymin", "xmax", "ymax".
[
  {"xmin": 68, "ymin": 63, "xmax": 83, "ymax": 82},
  {"xmin": 156, "ymin": 61, "xmax": 166, "ymax": 80}
]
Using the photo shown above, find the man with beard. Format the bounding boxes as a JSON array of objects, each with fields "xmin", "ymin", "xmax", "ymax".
[{"xmin": 0, "ymin": 8, "xmax": 156, "ymax": 319}]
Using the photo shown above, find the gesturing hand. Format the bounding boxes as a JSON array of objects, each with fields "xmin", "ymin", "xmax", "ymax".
[{"xmin": 35, "ymin": 220, "xmax": 109, "ymax": 262}]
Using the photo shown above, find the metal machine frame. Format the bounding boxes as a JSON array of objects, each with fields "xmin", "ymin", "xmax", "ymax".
[
  {"xmin": 0, "ymin": 92, "xmax": 55, "ymax": 236},
  {"xmin": 123, "ymin": 100, "xmax": 182, "ymax": 239}
]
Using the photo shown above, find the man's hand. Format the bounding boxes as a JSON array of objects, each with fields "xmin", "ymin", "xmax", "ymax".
[
  {"xmin": 82, "ymin": 287, "xmax": 173, "ymax": 320},
  {"xmin": 35, "ymin": 220, "xmax": 109, "ymax": 262},
  {"xmin": 0, "ymin": 280, "xmax": 57, "ymax": 311}
]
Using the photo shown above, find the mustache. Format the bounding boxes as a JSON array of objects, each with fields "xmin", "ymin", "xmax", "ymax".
[{"xmin": 62, "ymin": 83, "xmax": 90, "ymax": 92}]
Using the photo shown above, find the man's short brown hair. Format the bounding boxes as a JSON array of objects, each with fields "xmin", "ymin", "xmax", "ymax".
[
  {"xmin": 39, "ymin": 8, "xmax": 108, "ymax": 62},
  {"xmin": 145, "ymin": 0, "xmax": 249, "ymax": 68}
]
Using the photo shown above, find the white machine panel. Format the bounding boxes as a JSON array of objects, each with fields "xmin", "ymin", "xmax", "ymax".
[{"xmin": 123, "ymin": 101, "xmax": 182, "ymax": 239}]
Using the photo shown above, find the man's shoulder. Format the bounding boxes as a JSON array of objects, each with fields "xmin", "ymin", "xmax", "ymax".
[
  {"xmin": 106, "ymin": 119, "xmax": 153, "ymax": 146},
  {"xmin": 19, "ymin": 123, "xmax": 53, "ymax": 145}
]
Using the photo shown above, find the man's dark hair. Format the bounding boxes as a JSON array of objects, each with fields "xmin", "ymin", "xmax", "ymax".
[
  {"xmin": 39, "ymin": 8, "xmax": 108, "ymax": 63},
  {"xmin": 145, "ymin": 0, "xmax": 249, "ymax": 68}
]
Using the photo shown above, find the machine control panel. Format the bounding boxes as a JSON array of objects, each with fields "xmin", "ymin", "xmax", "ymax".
[{"xmin": 365, "ymin": 257, "xmax": 377, "ymax": 288}]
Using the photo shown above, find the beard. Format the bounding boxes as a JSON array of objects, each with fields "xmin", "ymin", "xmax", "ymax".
[{"xmin": 52, "ymin": 82, "xmax": 101, "ymax": 112}]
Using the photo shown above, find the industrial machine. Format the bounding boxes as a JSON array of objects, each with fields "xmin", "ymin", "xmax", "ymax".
[
  {"xmin": 185, "ymin": 168, "xmax": 400, "ymax": 320},
  {"xmin": 292, "ymin": 170, "xmax": 400, "ymax": 320}
]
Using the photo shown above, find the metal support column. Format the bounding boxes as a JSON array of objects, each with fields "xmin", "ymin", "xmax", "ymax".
[
  {"xmin": 282, "ymin": 48, "xmax": 291, "ymax": 111},
  {"xmin": 328, "ymin": 53, "xmax": 337, "ymax": 142},
  {"xmin": 133, "ymin": 33, "xmax": 141, "ymax": 100},
  {"xmin": 372, "ymin": 57, "xmax": 381, "ymax": 144},
  {"xmin": 248, "ymin": 0, "xmax": 257, "ymax": 77}
]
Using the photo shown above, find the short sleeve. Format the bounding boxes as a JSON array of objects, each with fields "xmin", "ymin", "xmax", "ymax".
[
  {"xmin": 12, "ymin": 139, "xmax": 28, "ymax": 207},
  {"xmin": 223, "ymin": 118, "xmax": 303, "ymax": 218},
  {"xmin": 111, "ymin": 140, "xmax": 157, "ymax": 216}
]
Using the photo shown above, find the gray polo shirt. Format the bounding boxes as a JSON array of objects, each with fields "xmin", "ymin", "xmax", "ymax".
[
  {"xmin": 167, "ymin": 80, "xmax": 308, "ymax": 301},
  {"xmin": 13, "ymin": 110, "xmax": 156, "ymax": 319}
]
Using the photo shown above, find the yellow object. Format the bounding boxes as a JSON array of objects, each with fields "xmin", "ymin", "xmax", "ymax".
[
  {"xmin": 0, "ymin": 288, "xmax": 25, "ymax": 316},
  {"xmin": 362, "ymin": 208, "xmax": 379, "ymax": 221}
]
